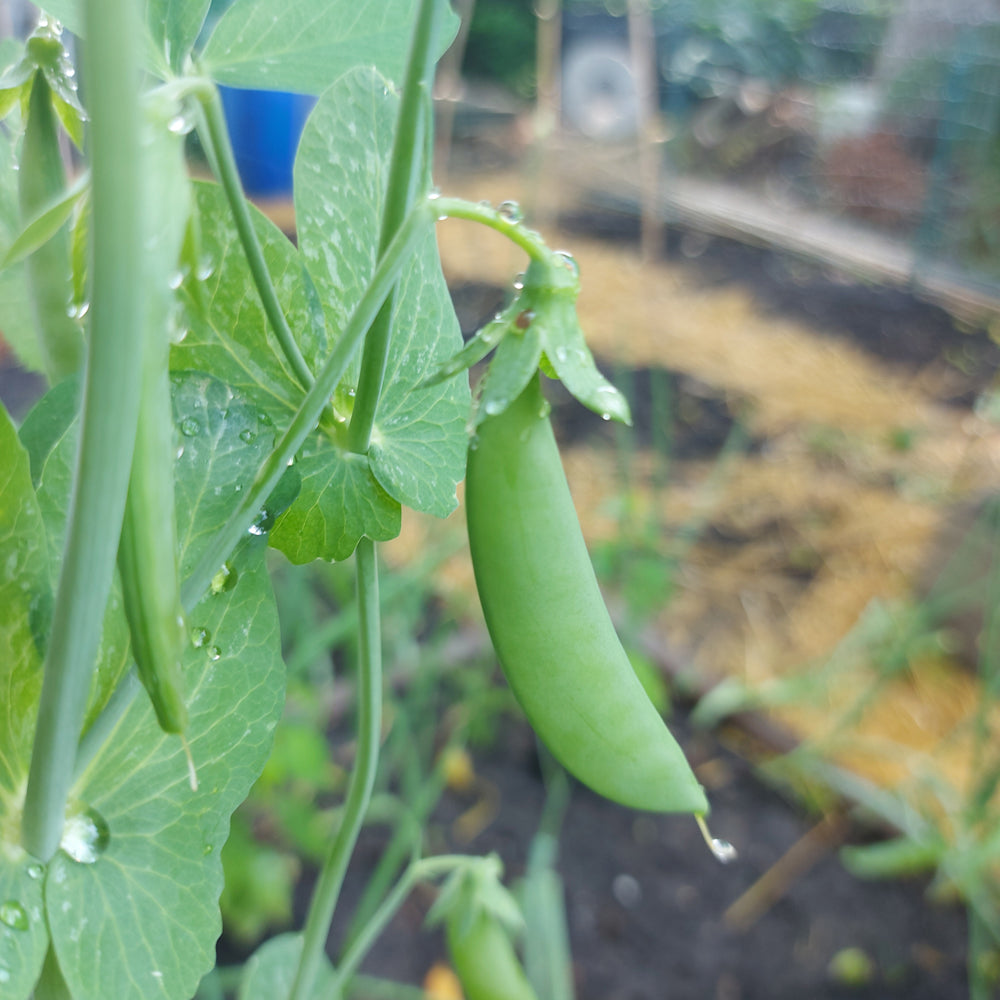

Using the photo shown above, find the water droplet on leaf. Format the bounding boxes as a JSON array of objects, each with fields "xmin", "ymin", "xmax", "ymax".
[
  {"xmin": 0, "ymin": 901, "xmax": 28, "ymax": 931},
  {"xmin": 239, "ymin": 428, "xmax": 256, "ymax": 444},
  {"xmin": 26, "ymin": 864, "xmax": 43, "ymax": 880},
  {"xmin": 208, "ymin": 646, "xmax": 222, "ymax": 661},
  {"xmin": 190, "ymin": 626, "xmax": 210, "ymax": 648},
  {"xmin": 210, "ymin": 563, "xmax": 237, "ymax": 595},
  {"xmin": 179, "ymin": 417, "xmax": 200, "ymax": 437},
  {"xmin": 59, "ymin": 808, "xmax": 109, "ymax": 864}
]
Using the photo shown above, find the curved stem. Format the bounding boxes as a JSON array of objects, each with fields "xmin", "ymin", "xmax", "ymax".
[
  {"xmin": 332, "ymin": 854, "xmax": 470, "ymax": 996},
  {"xmin": 195, "ymin": 83, "xmax": 315, "ymax": 392},
  {"xmin": 431, "ymin": 195, "xmax": 553, "ymax": 262},
  {"xmin": 21, "ymin": 0, "xmax": 145, "ymax": 862},
  {"xmin": 288, "ymin": 537, "xmax": 382, "ymax": 1000}
]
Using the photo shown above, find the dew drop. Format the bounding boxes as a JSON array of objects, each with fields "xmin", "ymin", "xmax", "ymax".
[
  {"xmin": 196, "ymin": 258, "xmax": 215, "ymax": 281},
  {"xmin": 696, "ymin": 814, "xmax": 737, "ymax": 865},
  {"xmin": 483, "ymin": 398, "xmax": 505, "ymax": 416},
  {"xmin": 601, "ymin": 412, "xmax": 611, "ymax": 421},
  {"xmin": 468, "ymin": 435, "xmax": 480, "ymax": 451},
  {"xmin": 60, "ymin": 808, "xmax": 109, "ymax": 865},
  {"xmin": 554, "ymin": 250, "xmax": 580, "ymax": 277},
  {"xmin": 257, "ymin": 411, "xmax": 273, "ymax": 427},
  {"xmin": 710, "ymin": 838, "xmax": 738, "ymax": 864},
  {"xmin": 208, "ymin": 646, "xmax": 222, "ymax": 661},
  {"xmin": 190, "ymin": 626, "xmax": 210, "ymax": 648},
  {"xmin": 179, "ymin": 417, "xmax": 200, "ymax": 437},
  {"xmin": 0, "ymin": 901, "xmax": 28, "ymax": 931},
  {"xmin": 67, "ymin": 300, "xmax": 90, "ymax": 320},
  {"xmin": 26, "ymin": 863, "xmax": 43, "ymax": 880},
  {"xmin": 498, "ymin": 200, "xmax": 523, "ymax": 224},
  {"xmin": 166, "ymin": 110, "xmax": 195, "ymax": 135},
  {"xmin": 168, "ymin": 269, "xmax": 185, "ymax": 290},
  {"xmin": 239, "ymin": 428, "xmax": 256, "ymax": 444},
  {"xmin": 210, "ymin": 562, "xmax": 237, "ymax": 595}
]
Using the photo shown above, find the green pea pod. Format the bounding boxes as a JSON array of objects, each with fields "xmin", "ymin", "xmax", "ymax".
[
  {"xmin": 465, "ymin": 375, "xmax": 708, "ymax": 815},
  {"xmin": 19, "ymin": 69, "xmax": 84, "ymax": 381},
  {"xmin": 446, "ymin": 909, "xmax": 540, "ymax": 1000},
  {"xmin": 116, "ymin": 97, "xmax": 193, "ymax": 739}
]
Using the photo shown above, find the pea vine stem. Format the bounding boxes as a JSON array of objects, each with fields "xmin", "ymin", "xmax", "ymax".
[
  {"xmin": 21, "ymin": 0, "xmax": 145, "ymax": 862},
  {"xmin": 287, "ymin": 536, "xmax": 381, "ymax": 1000},
  {"xmin": 346, "ymin": 0, "xmax": 443, "ymax": 453},
  {"xmin": 194, "ymin": 82, "xmax": 315, "ymax": 392},
  {"xmin": 332, "ymin": 855, "xmax": 470, "ymax": 995},
  {"xmin": 431, "ymin": 195, "xmax": 554, "ymax": 262}
]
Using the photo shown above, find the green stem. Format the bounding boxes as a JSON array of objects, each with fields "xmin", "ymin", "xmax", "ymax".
[
  {"xmin": 347, "ymin": 0, "xmax": 443, "ymax": 454},
  {"xmin": 288, "ymin": 537, "xmax": 382, "ymax": 1000},
  {"xmin": 179, "ymin": 200, "xmax": 431, "ymax": 612},
  {"xmin": 333, "ymin": 855, "xmax": 470, "ymax": 996},
  {"xmin": 195, "ymin": 83, "xmax": 315, "ymax": 391},
  {"xmin": 21, "ymin": 0, "xmax": 145, "ymax": 862},
  {"xmin": 432, "ymin": 195, "xmax": 553, "ymax": 262}
]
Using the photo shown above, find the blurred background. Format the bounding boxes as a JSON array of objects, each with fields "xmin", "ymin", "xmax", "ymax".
[{"xmin": 3, "ymin": 1, "xmax": 1000, "ymax": 997}]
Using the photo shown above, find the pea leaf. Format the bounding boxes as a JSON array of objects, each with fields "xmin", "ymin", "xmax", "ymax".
[
  {"xmin": 201, "ymin": 0, "xmax": 459, "ymax": 94},
  {"xmin": 18, "ymin": 379, "xmax": 133, "ymax": 731},
  {"xmin": 268, "ymin": 450, "xmax": 400, "ymax": 564},
  {"xmin": 16, "ymin": 373, "xmax": 285, "ymax": 1000},
  {"xmin": 145, "ymin": 0, "xmax": 212, "ymax": 73},
  {"xmin": 293, "ymin": 67, "xmax": 467, "ymax": 519},
  {"xmin": 173, "ymin": 181, "xmax": 328, "ymax": 426},
  {"xmin": 0, "ymin": 404, "xmax": 50, "ymax": 1000}
]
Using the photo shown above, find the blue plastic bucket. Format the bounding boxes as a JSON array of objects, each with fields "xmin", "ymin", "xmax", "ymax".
[{"xmin": 219, "ymin": 87, "xmax": 315, "ymax": 198}]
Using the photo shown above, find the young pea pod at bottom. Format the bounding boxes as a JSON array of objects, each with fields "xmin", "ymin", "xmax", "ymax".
[
  {"xmin": 465, "ymin": 375, "xmax": 707, "ymax": 815},
  {"xmin": 429, "ymin": 857, "xmax": 539, "ymax": 1000}
]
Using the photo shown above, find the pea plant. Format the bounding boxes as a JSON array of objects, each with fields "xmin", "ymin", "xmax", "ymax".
[{"xmin": 0, "ymin": 1, "xmax": 722, "ymax": 997}]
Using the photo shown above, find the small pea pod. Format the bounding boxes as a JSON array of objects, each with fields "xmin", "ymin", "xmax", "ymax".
[
  {"xmin": 429, "ymin": 856, "xmax": 539, "ymax": 1000},
  {"xmin": 446, "ymin": 909, "xmax": 540, "ymax": 1000},
  {"xmin": 19, "ymin": 69, "xmax": 84, "ymax": 381},
  {"xmin": 465, "ymin": 375, "xmax": 707, "ymax": 814}
]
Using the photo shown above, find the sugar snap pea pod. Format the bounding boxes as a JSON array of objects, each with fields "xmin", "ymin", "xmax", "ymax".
[
  {"xmin": 19, "ymin": 68, "xmax": 84, "ymax": 381},
  {"xmin": 465, "ymin": 374, "xmax": 708, "ymax": 814},
  {"xmin": 117, "ymin": 98, "xmax": 192, "ymax": 740}
]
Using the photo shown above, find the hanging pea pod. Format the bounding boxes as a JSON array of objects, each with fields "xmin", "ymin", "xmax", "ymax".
[
  {"xmin": 466, "ymin": 374, "xmax": 707, "ymax": 815},
  {"xmin": 117, "ymin": 93, "xmax": 194, "ymax": 747},
  {"xmin": 17, "ymin": 68, "xmax": 84, "ymax": 381}
]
